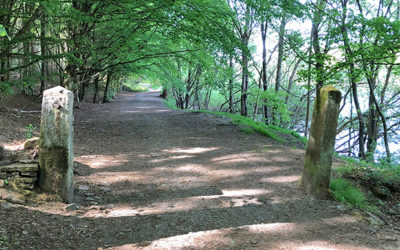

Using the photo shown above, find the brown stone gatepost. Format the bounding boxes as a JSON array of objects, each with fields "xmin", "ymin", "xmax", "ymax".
[
  {"xmin": 300, "ymin": 85, "xmax": 341, "ymax": 198},
  {"xmin": 38, "ymin": 86, "xmax": 74, "ymax": 203}
]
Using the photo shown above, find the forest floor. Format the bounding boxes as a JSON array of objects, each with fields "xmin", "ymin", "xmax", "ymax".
[{"xmin": 0, "ymin": 89, "xmax": 399, "ymax": 249}]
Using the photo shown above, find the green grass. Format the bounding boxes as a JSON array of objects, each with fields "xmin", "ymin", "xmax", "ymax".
[
  {"xmin": 239, "ymin": 127, "xmax": 255, "ymax": 134},
  {"xmin": 337, "ymin": 156, "xmax": 400, "ymax": 187},
  {"xmin": 330, "ymin": 178, "xmax": 367, "ymax": 208},
  {"xmin": 123, "ymin": 82, "xmax": 149, "ymax": 92},
  {"xmin": 163, "ymin": 98, "xmax": 178, "ymax": 109},
  {"xmin": 195, "ymin": 110, "xmax": 307, "ymax": 145}
]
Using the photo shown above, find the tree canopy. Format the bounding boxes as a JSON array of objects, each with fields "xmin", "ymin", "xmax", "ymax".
[{"xmin": 1, "ymin": 0, "xmax": 400, "ymax": 164}]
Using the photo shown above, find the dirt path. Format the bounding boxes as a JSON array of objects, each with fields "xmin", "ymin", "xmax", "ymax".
[{"xmin": 1, "ymin": 90, "xmax": 399, "ymax": 249}]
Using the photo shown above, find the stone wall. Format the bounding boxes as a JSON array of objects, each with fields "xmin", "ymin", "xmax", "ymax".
[
  {"xmin": 0, "ymin": 161, "xmax": 39, "ymax": 193},
  {"xmin": 0, "ymin": 138, "xmax": 40, "ymax": 201}
]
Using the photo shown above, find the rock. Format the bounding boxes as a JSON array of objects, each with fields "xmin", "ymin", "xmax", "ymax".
[
  {"xmin": 16, "ymin": 183, "xmax": 34, "ymax": 190},
  {"xmin": 0, "ymin": 188, "xmax": 25, "ymax": 204},
  {"xmin": 14, "ymin": 177, "xmax": 37, "ymax": 184},
  {"xmin": 300, "ymin": 86, "xmax": 342, "ymax": 198},
  {"xmin": 372, "ymin": 186, "xmax": 392, "ymax": 199},
  {"xmin": 0, "ymin": 173, "xmax": 6, "ymax": 179},
  {"xmin": 23, "ymin": 137, "xmax": 39, "ymax": 150},
  {"xmin": 0, "ymin": 145, "xmax": 4, "ymax": 161},
  {"xmin": 0, "ymin": 200, "xmax": 16, "ymax": 209},
  {"xmin": 0, "ymin": 180, "xmax": 4, "ymax": 188},
  {"xmin": 366, "ymin": 212, "xmax": 384, "ymax": 227},
  {"xmin": 0, "ymin": 163, "xmax": 38, "ymax": 172},
  {"xmin": 39, "ymin": 86, "xmax": 74, "ymax": 203},
  {"xmin": 89, "ymin": 205, "xmax": 101, "ymax": 210},
  {"xmin": 20, "ymin": 171, "xmax": 38, "ymax": 177},
  {"xmin": 98, "ymin": 186, "xmax": 111, "ymax": 192},
  {"xmin": 0, "ymin": 160, "xmax": 12, "ymax": 167},
  {"xmin": 65, "ymin": 203, "xmax": 78, "ymax": 211},
  {"xmin": 79, "ymin": 185, "xmax": 89, "ymax": 191},
  {"xmin": 18, "ymin": 159, "xmax": 39, "ymax": 164}
]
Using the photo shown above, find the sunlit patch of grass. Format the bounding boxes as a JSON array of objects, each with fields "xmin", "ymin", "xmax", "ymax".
[
  {"xmin": 194, "ymin": 110, "xmax": 306, "ymax": 145},
  {"xmin": 123, "ymin": 82, "xmax": 149, "ymax": 92},
  {"xmin": 330, "ymin": 178, "xmax": 367, "ymax": 208},
  {"xmin": 239, "ymin": 127, "xmax": 254, "ymax": 134}
]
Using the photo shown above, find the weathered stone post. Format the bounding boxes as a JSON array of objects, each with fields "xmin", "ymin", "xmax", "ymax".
[
  {"xmin": 39, "ymin": 86, "xmax": 74, "ymax": 203},
  {"xmin": 300, "ymin": 85, "xmax": 341, "ymax": 198}
]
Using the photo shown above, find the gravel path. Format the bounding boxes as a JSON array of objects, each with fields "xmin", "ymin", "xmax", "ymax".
[{"xmin": 1, "ymin": 90, "xmax": 398, "ymax": 249}]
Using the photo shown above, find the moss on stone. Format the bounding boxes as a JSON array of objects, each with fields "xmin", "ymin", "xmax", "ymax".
[
  {"xmin": 301, "ymin": 85, "xmax": 341, "ymax": 198},
  {"xmin": 38, "ymin": 136, "xmax": 69, "ymax": 199}
]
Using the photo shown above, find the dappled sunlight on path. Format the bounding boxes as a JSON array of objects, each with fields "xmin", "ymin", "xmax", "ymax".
[{"xmin": 2, "ymin": 91, "xmax": 396, "ymax": 249}]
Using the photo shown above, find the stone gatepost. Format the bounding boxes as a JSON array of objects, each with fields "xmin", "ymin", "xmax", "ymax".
[
  {"xmin": 38, "ymin": 86, "xmax": 74, "ymax": 203},
  {"xmin": 300, "ymin": 85, "xmax": 341, "ymax": 198}
]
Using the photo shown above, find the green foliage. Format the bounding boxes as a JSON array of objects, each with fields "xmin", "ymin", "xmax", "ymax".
[
  {"xmin": 249, "ymin": 89, "xmax": 292, "ymax": 124},
  {"xmin": 164, "ymin": 97, "xmax": 178, "ymax": 109},
  {"xmin": 239, "ymin": 127, "xmax": 254, "ymax": 134},
  {"xmin": 25, "ymin": 124, "xmax": 36, "ymax": 139},
  {"xmin": 0, "ymin": 24, "xmax": 10, "ymax": 39},
  {"xmin": 123, "ymin": 81, "xmax": 149, "ymax": 92},
  {"xmin": 0, "ymin": 229, "xmax": 8, "ymax": 248},
  {"xmin": 330, "ymin": 178, "xmax": 366, "ymax": 208}
]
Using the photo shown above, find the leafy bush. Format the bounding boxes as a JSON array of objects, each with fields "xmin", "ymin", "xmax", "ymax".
[{"xmin": 330, "ymin": 178, "xmax": 366, "ymax": 208}]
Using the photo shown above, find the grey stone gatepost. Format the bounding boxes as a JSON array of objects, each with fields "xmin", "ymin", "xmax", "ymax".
[
  {"xmin": 300, "ymin": 85, "xmax": 342, "ymax": 198},
  {"xmin": 38, "ymin": 86, "xmax": 74, "ymax": 203}
]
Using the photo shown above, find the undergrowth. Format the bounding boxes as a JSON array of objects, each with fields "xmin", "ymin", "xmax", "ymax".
[
  {"xmin": 330, "ymin": 178, "xmax": 367, "ymax": 208},
  {"xmin": 195, "ymin": 110, "xmax": 307, "ymax": 145},
  {"xmin": 337, "ymin": 156, "xmax": 400, "ymax": 190},
  {"xmin": 333, "ymin": 156, "xmax": 400, "ymax": 212},
  {"xmin": 123, "ymin": 82, "xmax": 149, "ymax": 92}
]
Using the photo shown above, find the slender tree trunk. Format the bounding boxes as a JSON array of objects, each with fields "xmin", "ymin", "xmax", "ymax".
[
  {"xmin": 350, "ymin": 73, "xmax": 366, "ymax": 158},
  {"xmin": 229, "ymin": 57, "xmax": 234, "ymax": 113},
  {"xmin": 275, "ymin": 15, "xmax": 286, "ymax": 93},
  {"xmin": 40, "ymin": 10, "xmax": 48, "ymax": 94},
  {"xmin": 304, "ymin": 33, "xmax": 313, "ymax": 137},
  {"xmin": 366, "ymin": 78, "xmax": 391, "ymax": 162},
  {"xmin": 241, "ymin": 48, "xmax": 249, "ymax": 116},
  {"xmin": 93, "ymin": 74, "xmax": 99, "ymax": 103},
  {"xmin": 285, "ymin": 58, "xmax": 301, "ymax": 105},
  {"xmin": 261, "ymin": 21, "xmax": 269, "ymax": 123},
  {"xmin": 103, "ymin": 71, "xmax": 112, "ymax": 103},
  {"xmin": 366, "ymin": 79, "xmax": 378, "ymax": 160},
  {"xmin": 340, "ymin": 0, "xmax": 366, "ymax": 159},
  {"xmin": 349, "ymin": 90, "xmax": 353, "ymax": 156}
]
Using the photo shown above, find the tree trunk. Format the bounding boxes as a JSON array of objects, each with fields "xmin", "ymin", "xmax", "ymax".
[
  {"xmin": 271, "ymin": 14, "xmax": 286, "ymax": 124},
  {"xmin": 93, "ymin": 74, "xmax": 99, "ymax": 103},
  {"xmin": 261, "ymin": 21, "xmax": 269, "ymax": 123},
  {"xmin": 275, "ymin": 15, "xmax": 286, "ymax": 93},
  {"xmin": 366, "ymin": 78, "xmax": 391, "ymax": 162},
  {"xmin": 103, "ymin": 71, "xmax": 112, "ymax": 103},
  {"xmin": 229, "ymin": 57, "xmax": 234, "ymax": 113},
  {"xmin": 240, "ymin": 49, "xmax": 248, "ymax": 116},
  {"xmin": 40, "ymin": 10, "xmax": 48, "ymax": 94},
  {"xmin": 366, "ymin": 79, "xmax": 378, "ymax": 160},
  {"xmin": 285, "ymin": 58, "xmax": 301, "ymax": 105}
]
